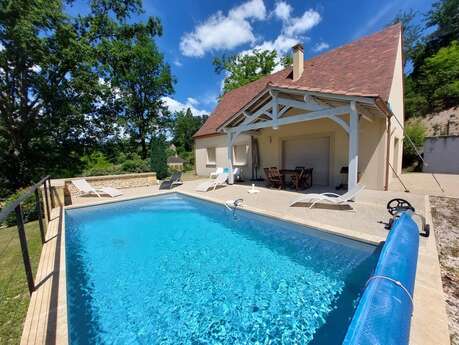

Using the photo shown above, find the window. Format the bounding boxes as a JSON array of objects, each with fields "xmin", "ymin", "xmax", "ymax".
[
  {"xmin": 206, "ymin": 147, "xmax": 216, "ymax": 165},
  {"xmin": 233, "ymin": 144, "xmax": 249, "ymax": 165}
]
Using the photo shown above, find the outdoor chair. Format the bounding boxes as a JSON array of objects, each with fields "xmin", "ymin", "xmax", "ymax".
[
  {"xmin": 159, "ymin": 172, "xmax": 183, "ymax": 190},
  {"xmin": 195, "ymin": 173, "xmax": 229, "ymax": 192},
  {"xmin": 290, "ymin": 167, "xmax": 305, "ymax": 190},
  {"xmin": 72, "ymin": 179, "xmax": 122, "ymax": 198},
  {"xmin": 268, "ymin": 167, "xmax": 284, "ymax": 189},
  {"xmin": 289, "ymin": 184, "xmax": 365, "ymax": 209}
]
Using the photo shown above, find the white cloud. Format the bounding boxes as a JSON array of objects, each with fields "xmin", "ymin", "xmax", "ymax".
[
  {"xmin": 284, "ymin": 9, "xmax": 321, "ymax": 36},
  {"xmin": 247, "ymin": 3, "xmax": 321, "ymax": 58},
  {"xmin": 162, "ymin": 96, "xmax": 209, "ymax": 116},
  {"xmin": 229, "ymin": 0, "xmax": 266, "ymax": 20},
  {"xmin": 173, "ymin": 59, "xmax": 183, "ymax": 67},
  {"xmin": 187, "ymin": 97, "xmax": 199, "ymax": 106},
  {"xmin": 180, "ymin": 0, "xmax": 267, "ymax": 57},
  {"xmin": 313, "ymin": 42, "xmax": 330, "ymax": 52},
  {"xmin": 250, "ymin": 34, "xmax": 300, "ymax": 54},
  {"xmin": 273, "ymin": 1, "xmax": 292, "ymax": 22}
]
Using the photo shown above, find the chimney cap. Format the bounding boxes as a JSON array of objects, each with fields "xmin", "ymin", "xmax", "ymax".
[{"xmin": 292, "ymin": 43, "xmax": 304, "ymax": 52}]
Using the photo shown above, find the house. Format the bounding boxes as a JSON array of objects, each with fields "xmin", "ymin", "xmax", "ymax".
[
  {"xmin": 193, "ymin": 24, "xmax": 404, "ymax": 191},
  {"xmin": 167, "ymin": 156, "xmax": 186, "ymax": 171}
]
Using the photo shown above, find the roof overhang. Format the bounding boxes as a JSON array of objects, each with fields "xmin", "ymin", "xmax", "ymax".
[{"xmin": 217, "ymin": 85, "xmax": 389, "ymax": 135}]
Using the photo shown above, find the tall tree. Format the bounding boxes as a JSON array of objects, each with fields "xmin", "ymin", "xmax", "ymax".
[
  {"xmin": 214, "ymin": 49, "xmax": 278, "ymax": 95},
  {"xmin": 86, "ymin": 0, "xmax": 174, "ymax": 159},
  {"xmin": 418, "ymin": 41, "xmax": 459, "ymax": 111},
  {"xmin": 425, "ymin": 0, "xmax": 459, "ymax": 53},
  {"xmin": 0, "ymin": 0, "xmax": 110, "ymax": 192},
  {"xmin": 172, "ymin": 108, "xmax": 207, "ymax": 153},
  {"xmin": 105, "ymin": 38, "xmax": 174, "ymax": 158},
  {"xmin": 390, "ymin": 10, "xmax": 423, "ymax": 67}
]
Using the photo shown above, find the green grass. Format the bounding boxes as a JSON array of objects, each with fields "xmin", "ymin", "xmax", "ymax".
[{"xmin": 0, "ymin": 221, "xmax": 43, "ymax": 345}]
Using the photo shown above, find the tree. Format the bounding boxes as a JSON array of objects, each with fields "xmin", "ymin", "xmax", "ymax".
[
  {"xmin": 425, "ymin": 0, "xmax": 459, "ymax": 53},
  {"xmin": 214, "ymin": 49, "xmax": 278, "ymax": 95},
  {"xmin": 172, "ymin": 108, "xmax": 207, "ymax": 153},
  {"xmin": 390, "ymin": 10, "xmax": 423, "ymax": 67},
  {"xmin": 418, "ymin": 41, "xmax": 459, "ymax": 111},
  {"xmin": 0, "ymin": 0, "xmax": 173, "ymax": 195},
  {"xmin": 0, "ymin": 0, "xmax": 110, "ymax": 193},
  {"xmin": 100, "ymin": 19, "xmax": 175, "ymax": 159},
  {"xmin": 404, "ymin": 76, "xmax": 429, "ymax": 118},
  {"xmin": 150, "ymin": 135, "xmax": 168, "ymax": 179}
]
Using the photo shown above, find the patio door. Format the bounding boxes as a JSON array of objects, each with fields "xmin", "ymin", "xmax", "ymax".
[{"xmin": 282, "ymin": 136, "xmax": 330, "ymax": 185}]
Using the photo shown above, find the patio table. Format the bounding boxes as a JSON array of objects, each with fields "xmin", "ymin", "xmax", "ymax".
[{"xmin": 280, "ymin": 168, "xmax": 313, "ymax": 190}]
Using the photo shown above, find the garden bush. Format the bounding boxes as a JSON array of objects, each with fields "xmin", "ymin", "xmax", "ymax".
[{"xmin": 1, "ymin": 189, "xmax": 39, "ymax": 227}]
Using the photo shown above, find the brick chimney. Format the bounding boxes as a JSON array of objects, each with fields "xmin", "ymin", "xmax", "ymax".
[{"xmin": 292, "ymin": 43, "xmax": 304, "ymax": 81}]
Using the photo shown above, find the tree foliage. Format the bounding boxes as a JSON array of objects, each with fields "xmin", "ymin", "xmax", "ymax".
[
  {"xmin": 214, "ymin": 49, "xmax": 284, "ymax": 95},
  {"xmin": 403, "ymin": 119, "xmax": 427, "ymax": 168},
  {"xmin": 172, "ymin": 108, "xmax": 207, "ymax": 153},
  {"xmin": 390, "ymin": 0, "xmax": 459, "ymax": 118},
  {"xmin": 418, "ymin": 41, "xmax": 459, "ymax": 111},
  {"xmin": 149, "ymin": 135, "xmax": 168, "ymax": 179},
  {"xmin": 0, "ymin": 0, "xmax": 174, "ymax": 196},
  {"xmin": 98, "ymin": 17, "xmax": 174, "ymax": 159},
  {"xmin": 390, "ymin": 10, "xmax": 423, "ymax": 67}
]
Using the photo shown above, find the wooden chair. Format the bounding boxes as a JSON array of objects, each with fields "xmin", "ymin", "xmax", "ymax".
[
  {"xmin": 263, "ymin": 168, "xmax": 272, "ymax": 187},
  {"xmin": 269, "ymin": 167, "xmax": 284, "ymax": 189},
  {"xmin": 290, "ymin": 167, "xmax": 305, "ymax": 190}
]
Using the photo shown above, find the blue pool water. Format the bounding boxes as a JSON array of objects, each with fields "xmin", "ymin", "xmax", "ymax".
[{"xmin": 65, "ymin": 194, "xmax": 379, "ymax": 345}]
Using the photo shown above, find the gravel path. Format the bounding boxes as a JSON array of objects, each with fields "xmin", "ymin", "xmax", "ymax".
[{"xmin": 430, "ymin": 196, "xmax": 459, "ymax": 345}]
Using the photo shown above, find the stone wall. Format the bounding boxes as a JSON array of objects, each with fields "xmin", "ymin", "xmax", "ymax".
[{"xmin": 61, "ymin": 172, "xmax": 157, "ymax": 198}]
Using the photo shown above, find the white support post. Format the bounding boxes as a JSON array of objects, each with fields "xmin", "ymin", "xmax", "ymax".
[
  {"xmin": 271, "ymin": 90, "xmax": 279, "ymax": 129},
  {"xmin": 227, "ymin": 132, "xmax": 235, "ymax": 184},
  {"xmin": 348, "ymin": 101, "xmax": 359, "ymax": 191}
]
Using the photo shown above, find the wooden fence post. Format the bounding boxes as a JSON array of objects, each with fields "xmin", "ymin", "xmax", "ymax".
[
  {"xmin": 15, "ymin": 204, "xmax": 35, "ymax": 294},
  {"xmin": 35, "ymin": 190, "xmax": 46, "ymax": 244}
]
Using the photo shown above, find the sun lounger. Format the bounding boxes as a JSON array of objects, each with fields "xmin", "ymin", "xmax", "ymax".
[
  {"xmin": 72, "ymin": 179, "xmax": 123, "ymax": 198},
  {"xmin": 195, "ymin": 173, "xmax": 229, "ymax": 192},
  {"xmin": 290, "ymin": 184, "xmax": 365, "ymax": 209},
  {"xmin": 210, "ymin": 167, "xmax": 224, "ymax": 178},
  {"xmin": 159, "ymin": 172, "xmax": 183, "ymax": 190}
]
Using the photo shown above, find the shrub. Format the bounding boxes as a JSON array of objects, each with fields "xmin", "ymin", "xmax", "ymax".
[
  {"xmin": 121, "ymin": 158, "xmax": 150, "ymax": 173},
  {"xmin": 403, "ymin": 119, "xmax": 427, "ymax": 169},
  {"xmin": 1, "ymin": 189, "xmax": 39, "ymax": 227},
  {"xmin": 81, "ymin": 151, "xmax": 120, "ymax": 176},
  {"xmin": 150, "ymin": 135, "xmax": 168, "ymax": 179}
]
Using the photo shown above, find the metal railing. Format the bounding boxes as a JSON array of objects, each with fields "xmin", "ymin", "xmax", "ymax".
[{"xmin": 0, "ymin": 176, "xmax": 54, "ymax": 294}]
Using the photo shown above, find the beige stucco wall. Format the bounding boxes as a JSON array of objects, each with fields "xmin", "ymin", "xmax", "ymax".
[
  {"xmin": 195, "ymin": 115, "xmax": 388, "ymax": 190},
  {"xmin": 195, "ymin": 134, "xmax": 252, "ymax": 179},
  {"xmin": 387, "ymin": 30, "xmax": 405, "ymax": 184},
  {"xmin": 255, "ymin": 116, "xmax": 386, "ymax": 190}
]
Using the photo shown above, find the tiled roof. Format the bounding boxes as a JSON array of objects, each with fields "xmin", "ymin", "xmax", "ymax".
[
  {"xmin": 167, "ymin": 156, "xmax": 185, "ymax": 164},
  {"xmin": 194, "ymin": 23, "xmax": 401, "ymax": 138}
]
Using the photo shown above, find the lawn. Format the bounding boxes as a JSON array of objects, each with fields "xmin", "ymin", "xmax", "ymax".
[{"xmin": 0, "ymin": 221, "xmax": 43, "ymax": 345}]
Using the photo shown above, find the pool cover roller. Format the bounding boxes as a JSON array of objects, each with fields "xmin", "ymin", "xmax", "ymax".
[{"xmin": 342, "ymin": 212, "xmax": 419, "ymax": 345}]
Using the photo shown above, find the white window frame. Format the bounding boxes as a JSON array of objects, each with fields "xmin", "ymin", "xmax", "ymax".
[{"xmin": 206, "ymin": 147, "xmax": 216, "ymax": 165}]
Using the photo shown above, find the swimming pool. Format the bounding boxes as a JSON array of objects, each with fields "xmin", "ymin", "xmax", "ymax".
[{"xmin": 65, "ymin": 193, "xmax": 379, "ymax": 344}]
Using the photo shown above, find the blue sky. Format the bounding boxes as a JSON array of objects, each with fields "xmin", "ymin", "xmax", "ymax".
[{"xmin": 69, "ymin": 0, "xmax": 436, "ymax": 115}]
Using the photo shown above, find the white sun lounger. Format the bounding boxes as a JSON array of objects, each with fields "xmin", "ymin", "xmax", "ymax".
[
  {"xmin": 210, "ymin": 167, "xmax": 224, "ymax": 178},
  {"xmin": 290, "ymin": 184, "xmax": 365, "ymax": 209},
  {"xmin": 72, "ymin": 179, "xmax": 123, "ymax": 198},
  {"xmin": 195, "ymin": 173, "xmax": 229, "ymax": 192}
]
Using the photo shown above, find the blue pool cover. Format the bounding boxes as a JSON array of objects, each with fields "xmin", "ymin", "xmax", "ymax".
[{"xmin": 343, "ymin": 212, "xmax": 419, "ymax": 345}]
